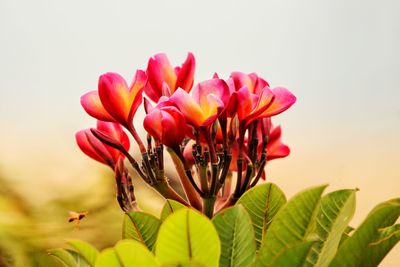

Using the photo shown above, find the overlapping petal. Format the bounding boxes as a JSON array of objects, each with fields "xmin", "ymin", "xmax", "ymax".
[
  {"xmin": 169, "ymin": 89, "xmax": 204, "ymax": 127},
  {"xmin": 75, "ymin": 121, "xmax": 130, "ymax": 168},
  {"xmin": 192, "ymin": 79, "xmax": 230, "ymax": 108},
  {"xmin": 95, "ymin": 121, "xmax": 130, "ymax": 162},
  {"xmin": 98, "ymin": 71, "xmax": 146, "ymax": 127},
  {"xmin": 145, "ymin": 52, "xmax": 195, "ymax": 102},
  {"xmin": 169, "ymin": 78, "xmax": 229, "ymax": 128},
  {"xmin": 234, "ymin": 87, "xmax": 254, "ymax": 121},
  {"xmin": 256, "ymin": 87, "xmax": 296, "ymax": 119},
  {"xmin": 241, "ymin": 87, "xmax": 275, "ymax": 124},
  {"xmin": 143, "ymin": 106, "xmax": 186, "ymax": 148},
  {"xmin": 230, "ymin": 72, "xmax": 269, "ymax": 94},
  {"xmin": 229, "ymin": 85, "xmax": 295, "ymax": 126},
  {"xmin": 76, "ymin": 129, "xmax": 114, "ymax": 167}
]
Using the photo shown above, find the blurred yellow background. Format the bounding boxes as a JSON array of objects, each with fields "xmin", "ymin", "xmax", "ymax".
[{"xmin": 0, "ymin": 0, "xmax": 399, "ymax": 266}]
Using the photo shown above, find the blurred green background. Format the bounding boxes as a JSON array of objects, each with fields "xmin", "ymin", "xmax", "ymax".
[
  {"xmin": 0, "ymin": 165, "xmax": 169, "ymax": 266},
  {"xmin": 0, "ymin": 0, "xmax": 399, "ymax": 266}
]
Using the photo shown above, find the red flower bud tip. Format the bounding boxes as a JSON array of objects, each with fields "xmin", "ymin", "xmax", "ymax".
[{"xmin": 76, "ymin": 121, "xmax": 130, "ymax": 168}]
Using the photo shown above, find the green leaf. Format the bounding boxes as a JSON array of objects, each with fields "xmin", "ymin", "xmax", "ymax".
[
  {"xmin": 68, "ymin": 250, "xmax": 91, "ymax": 267},
  {"xmin": 366, "ymin": 224, "xmax": 400, "ymax": 264},
  {"xmin": 67, "ymin": 239, "xmax": 99, "ymax": 266},
  {"xmin": 331, "ymin": 198, "xmax": 400, "ymax": 267},
  {"xmin": 155, "ymin": 208, "xmax": 220, "ymax": 267},
  {"xmin": 94, "ymin": 248, "xmax": 119, "ymax": 267},
  {"xmin": 160, "ymin": 199, "xmax": 186, "ymax": 220},
  {"xmin": 162, "ymin": 261, "xmax": 206, "ymax": 267},
  {"xmin": 114, "ymin": 240, "xmax": 159, "ymax": 267},
  {"xmin": 305, "ymin": 189, "xmax": 357, "ymax": 267},
  {"xmin": 213, "ymin": 205, "xmax": 256, "ymax": 267},
  {"xmin": 236, "ymin": 183, "xmax": 286, "ymax": 248},
  {"xmin": 269, "ymin": 242, "xmax": 315, "ymax": 267},
  {"xmin": 255, "ymin": 185, "xmax": 327, "ymax": 266},
  {"xmin": 338, "ymin": 226, "xmax": 354, "ymax": 246},
  {"xmin": 123, "ymin": 211, "xmax": 161, "ymax": 250},
  {"xmin": 94, "ymin": 240, "xmax": 158, "ymax": 267},
  {"xmin": 48, "ymin": 248, "xmax": 78, "ymax": 267}
]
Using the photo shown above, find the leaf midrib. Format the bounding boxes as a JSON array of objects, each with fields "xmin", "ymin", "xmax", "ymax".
[
  {"xmin": 228, "ymin": 211, "xmax": 239, "ymax": 267},
  {"xmin": 128, "ymin": 215, "xmax": 145, "ymax": 244},
  {"xmin": 186, "ymin": 210, "xmax": 193, "ymax": 259},
  {"xmin": 262, "ymin": 183, "xmax": 272, "ymax": 237}
]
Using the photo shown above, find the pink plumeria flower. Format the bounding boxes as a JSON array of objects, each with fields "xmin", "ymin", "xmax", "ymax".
[
  {"xmin": 145, "ymin": 52, "xmax": 195, "ymax": 102},
  {"xmin": 169, "ymin": 78, "xmax": 230, "ymax": 129},
  {"xmin": 81, "ymin": 71, "xmax": 146, "ymax": 128},
  {"xmin": 227, "ymin": 72, "xmax": 296, "ymax": 126}
]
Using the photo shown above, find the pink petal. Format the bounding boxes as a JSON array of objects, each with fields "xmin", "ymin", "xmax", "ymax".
[
  {"xmin": 143, "ymin": 98, "xmax": 154, "ymax": 114},
  {"xmin": 146, "ymin": 53, "xmax": 177, "ymax": 102},
  {"xmin": 250, "ymin": 73, "xmax": 269, "ymax": 95},
  {"xmin": 156, "ymin": 96, "xmax": 177, "ymax": 109},
  {"xmin": 231, "ymin": 72, "xmax": 256, "ymax": 91},
  {"xmin": 160, "ymin": 107, "xmax": 186, "ymax": 147},
  {"xmin": 235, "ymin": 87, "xmax": 253, "ymax": 121},
  {"xmin": 127, "ymin": 70, "xmax": 146, "ymax": 122},
  {"xmin": 98, "ymin": 72, "xmax": 144, "ymax": 126},
  {"xmin": 267, "ymin": 143, "xmax": 290, "ymax": 160},
  {"xmin": 143, "ymin": 82, "xmax": 160, "ymax": 104},
  {"xmin": 226, "ymin": 77, "xmax": 236, "ymax": 94},
  {"xmin": 258, "ymin": 87, "xmax": 296, "ymax": 118},
  {"xmin": 143, "ymin": 109, "xmax": 163, "ymax": 141},
  {"xmin": 175, "ymin": 52, "xmax": 195, "ymax": 93},
  {"xmin": 225, "ymin": 91, "xmax": 238, "ymax": 117},
  {"xmin": 230, "ymin": 72, "xmax": 269, "ymax": 94},
  {"xmin": 75, "ymin": 129, "xmax": 114, "ymax": 167},
  {"xmin": 98, "ymin": 72, "xmax": 131, "ymax": 125},
  {"xmin": 144, "ymin": 106, "xmax": 186, "ymax": 148},
  {"xmin": 201, "ymin": 94, "xmax": 224, "ymax": 126},
  {"xmin": 169, "ymin": 88, "xmax": 204, "ymax": 128},
  {"xmin": 257, "ymin": 124, "xmax": 290, "ymax": 161},
  {"xmin": 268, "ymin": 125, "xmax": 282, "ymax": 143},
  {"xmin": 80, "ymin": 91, "xmax": 114, "ymax": 122},
  {"xmin": 96, "ymin": 121, "xmax": 130, "ymax": 158},
  {"xmin": 192, "ymin": 78, "xmax": 230, "ymax": 107},
  {"xmin": 245, "ymin": 87, "xmax": 275, "ymax": 124}
]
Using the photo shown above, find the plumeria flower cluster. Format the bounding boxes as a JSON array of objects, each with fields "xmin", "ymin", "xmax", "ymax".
[{"xmin": 76, "ymin": 53, "xmax": 296, "ymax": 217}]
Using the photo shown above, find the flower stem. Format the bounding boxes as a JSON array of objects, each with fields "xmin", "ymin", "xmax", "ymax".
[
  {"xmin": 153, "ymin": 181, "xmax": 189, "ymax": 206},
  {"xmin": 127, "ymin": 123, "xmax": 146, "ymax": 153},
  {"xmin": 203, "ymin": 196, "xmax": 216, "ymax": 218},
  {"xmin": 167, "ymin": 148, "xmax": 203, "ymax": 210}
]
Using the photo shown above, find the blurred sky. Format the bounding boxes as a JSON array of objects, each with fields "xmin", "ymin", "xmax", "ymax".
[{"xmin": 0, "ymin": 0, "xmax": 399, "ymax": 264}]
